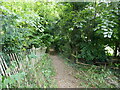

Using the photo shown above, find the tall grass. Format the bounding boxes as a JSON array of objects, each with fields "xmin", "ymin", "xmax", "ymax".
[
  {"xmin": 18, "ymin": 53, "xmax": 57, "ymax": 88},
  {"xmin": 74, "ymin": 64, "xmax": 119, "ymax": 88},
  {"xmin": 0, "ymin": 53, "xmax": 57, "ymax": 88},
  {"xmin": 59, "ymin": 54, "xmax": 119, "ymax": 88}
]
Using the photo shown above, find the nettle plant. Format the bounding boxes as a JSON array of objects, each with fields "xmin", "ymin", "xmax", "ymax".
[
  {"xmin": 0, "ymin": 72, "xmax": 26, "ymax": 88},
  {"xmin": 1, "ymin": 1, "xmax": 54, "ymax": 52},
  {"xmin": 1, "ymin": 12, "xmax": 24, "ymax": 52}
]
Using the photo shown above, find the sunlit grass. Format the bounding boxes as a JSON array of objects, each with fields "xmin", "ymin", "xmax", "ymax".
[
  {"xmin": 74, "ymin": 64, "xmax": 119, "ymax": 88},
  {"xmin": 60, "ymin": 53, "xmax": 119, "ymax": 88},
  {"xmin": 19, "ymin": 53, "xmax": 57, "ymax": 88}
]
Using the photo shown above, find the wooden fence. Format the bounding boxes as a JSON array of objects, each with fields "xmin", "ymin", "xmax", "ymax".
[
  {"xmin": 0, "ymin": 53, "xmax": 21, "ymax": 77},
  {"xmin": 0, "ymin": 47, "xmax": 47, "ymax": 77}
]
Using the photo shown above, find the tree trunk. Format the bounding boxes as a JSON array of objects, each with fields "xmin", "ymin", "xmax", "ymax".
[{"xmin": 114, "ymin": 42, "xmax": 118, "ymax": 57}]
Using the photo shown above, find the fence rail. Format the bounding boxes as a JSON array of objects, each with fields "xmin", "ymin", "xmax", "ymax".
[
  {"xmin": 0, "ymin": 53, "xmax": 20, "ymax": 77},
  {"xmin": 0, "ymin": 47, "xmax": 47, "ymax": 77}
]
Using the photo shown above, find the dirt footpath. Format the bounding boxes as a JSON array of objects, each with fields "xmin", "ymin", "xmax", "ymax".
[{"xmin": 50, "ymin": 55, "xmax": 80, "ymax": 88}]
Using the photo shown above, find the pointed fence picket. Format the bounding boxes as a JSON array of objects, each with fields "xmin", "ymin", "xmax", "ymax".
[
  {"xmin": 0, "ymin": 53, "xmax": 21, "ymax": 77},
  {"xmin": 0, "ymin": 47, "xmax": 47, "ymax": 88},
  {"xmin": 0, "ymin": 47, "xmax": 47, "ymax": 77}
]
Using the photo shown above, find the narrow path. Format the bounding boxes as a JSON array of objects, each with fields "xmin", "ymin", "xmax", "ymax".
[{"xmin": 50, "ymin": 54, "xmax": 80, "ymax": 88}]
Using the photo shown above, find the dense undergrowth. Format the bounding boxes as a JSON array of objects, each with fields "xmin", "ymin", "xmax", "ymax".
[
  {"xmin": 59, "ymin": 54, "xmax": 120, "ymax": 88},
  {"xmin": 0, "ymin": 54, "xmax": 57, "ymax": 88},
  {"xmin": 75, "ymin": 64, "xmax": 119, "ymax": 88},
  {"xmin": 0, "ymin": 0, "xmax": 120, "ymax": 88}
]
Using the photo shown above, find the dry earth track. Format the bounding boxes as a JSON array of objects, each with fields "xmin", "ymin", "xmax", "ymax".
[{"xmin": 50, "ymin": 54, "xmax": 81, "ymax": 88}]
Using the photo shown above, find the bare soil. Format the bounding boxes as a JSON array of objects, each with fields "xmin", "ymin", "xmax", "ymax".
[{"xmin": 50, "ymin": 54, "xmax": 80, "ymax": 88}]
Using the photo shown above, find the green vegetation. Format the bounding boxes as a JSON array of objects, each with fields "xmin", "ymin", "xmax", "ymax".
[
  {"xmin": 19, "ymin": 54, "xmax": 57, "ymax": 88},
  {"xmin": 75, "ymin": 64, "xmax": 119, "ymax": 88},
  {"xmin": 0, "ymin": 54, "xmax": 56, "ymax": 88},
  {"xmin": 52, "ymin": 2, "xmax": 120, "ymax": 63},
  {"xmin": 75, "ymin": 65, "xmax": 119, "ymax": 88},
  {"xmin": 0, "ymin": 0, "xmax": 120, "ymax": 88},
  {"xmin": 1, "ymin": 1, "xmax": 120, "ymax": 60},
  {"xmin": 60, "ymin": 54, "xmax": 119, "ymax": 88}
]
